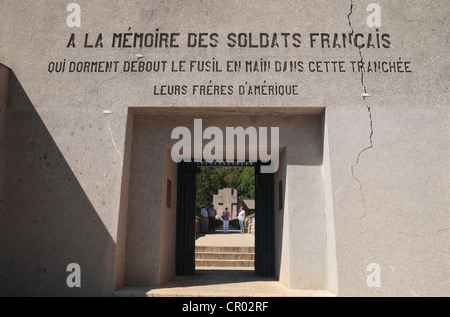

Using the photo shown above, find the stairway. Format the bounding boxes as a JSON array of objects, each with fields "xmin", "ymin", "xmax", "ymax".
[{"xmin": 195, "ymin": 246, "xmax": 255, "ymax": 269}]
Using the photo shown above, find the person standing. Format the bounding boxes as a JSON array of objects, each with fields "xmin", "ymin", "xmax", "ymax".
[
  {"xmin": 200, "ymin": 205, "xmax": 209, "ymax": 233},
  {"xmin": 238, "ymin": 206, "xmax": 246, "ymax": 234},
  {"xmin": 221, "ymin": 207, "xmax": 230, "ymax": 234},
  {"xmin": 208, "ymin": 204, "xmax": 217, "ymax": 233}
]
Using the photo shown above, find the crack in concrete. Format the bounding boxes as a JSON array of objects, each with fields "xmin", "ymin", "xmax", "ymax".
[
  {"xmin": 348, "ymin": 0, "xmax": 374, "ymax": 227},
  {"xmin": 142, "ymin": 0, "xmax": 165, "ymax": 26},
  {"xmin": 348, "ymin": 1, "xmax": 369, "ymax": 98},
  {"xmin": 395, "ymin": 228, "xmax": 450, "ymax": 238},
  {"xmin": 432, "ymin": 245, "xmax": 450, "ymax": 255},
  {"xmin": 396, "ymin": 229, "xmax": 450, "ymax": 255},
  {"xmin": 107, "ymin": 119, "xmax": 122, "ymax": 157}
]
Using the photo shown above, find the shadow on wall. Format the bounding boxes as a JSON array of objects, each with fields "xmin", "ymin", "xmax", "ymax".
[{"xmin": 0, "ymin": 70, "xmax": 116, "ymax": 296}]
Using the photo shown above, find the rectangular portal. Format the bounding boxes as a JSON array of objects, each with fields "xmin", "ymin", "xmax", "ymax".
[
  {"xmin": 121, "ymin": 108, "xmax": 334, "ymax": 291},
  {"xmin": 175, "ymin": 161, "xmax": 275, "ymax": 277}
]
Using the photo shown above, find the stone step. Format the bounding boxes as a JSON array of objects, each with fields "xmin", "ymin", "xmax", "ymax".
[
  {"xmin": 196, "ymin": 252, "xmax": 254, "ymax": 260},
  {"xmin": 195, "ymin": 245, "xmax": 255, "ymax": 268},
  {"xmin": 195, "ymin": 259, "xmax": 254, "ymax": 267},
  {"xmin": 196, "ymin": 246, "xmax": 254, "ymax": 253}
]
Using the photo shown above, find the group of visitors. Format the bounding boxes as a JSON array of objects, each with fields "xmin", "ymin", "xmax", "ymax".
[
  {"xmin": 200, "ymin": 205, "xmax": 246, "ymax": 234},
  {"xmin": 200, "ymin": 204, "xmax": 217, "ymax": 233}
]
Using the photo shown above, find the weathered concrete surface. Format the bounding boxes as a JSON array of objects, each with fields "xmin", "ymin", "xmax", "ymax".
[{"xmin": 0, "ymin": 1, "xmax": 448, "ymax": 296}]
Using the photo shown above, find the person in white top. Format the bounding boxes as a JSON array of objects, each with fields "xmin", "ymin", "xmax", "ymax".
[{"xmin": 238, "ymin": 206, "xmax": 246, "ymax": 234}]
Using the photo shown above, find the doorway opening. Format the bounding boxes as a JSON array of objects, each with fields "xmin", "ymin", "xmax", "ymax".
[
  {"xmin": 195, "ymin": 164, "xmax": 256, "ymax": 272},
  {"xmin": 116, "ymin": 108, "xmax": 337, "ymax": 294},
  {"xmin": 175, "ymin": 161, "xmax": 275, "ymax": 278}
]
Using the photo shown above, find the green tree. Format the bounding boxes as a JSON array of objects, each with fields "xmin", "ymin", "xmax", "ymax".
[{"xmin": 238, "ymin": 167, "xmax": 255, "ymax": 199}]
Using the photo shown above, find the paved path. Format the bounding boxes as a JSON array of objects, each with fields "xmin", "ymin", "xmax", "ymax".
[
  {"xmin": 114, "ymin": 225, "xmax": 335, "ymax": 297},
  {"xmin": 120, "ymin": 270, "xmax": 334, "ymax": 297},
  {"xmin": 195, "ymin": 224, "xmax": 254, "ymax": 249}
]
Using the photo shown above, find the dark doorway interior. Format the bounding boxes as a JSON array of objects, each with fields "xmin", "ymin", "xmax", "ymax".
[{"xmin": 175, "ymin": 162, "xmax": 196, "ymax": 276}]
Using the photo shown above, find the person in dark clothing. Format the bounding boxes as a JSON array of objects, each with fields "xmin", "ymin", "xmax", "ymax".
[{"xmin": 208, "ymin": 204, "xmax": 217, "ymax": 233}]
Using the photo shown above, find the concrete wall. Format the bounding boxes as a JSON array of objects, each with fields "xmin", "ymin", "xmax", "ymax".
[
  {"xmin": 327, "ymin": 105, "xmax": 449, "ymax": 296},
  {"xmin": 322, "ymin": 111, "xmax": 339, "ymax": 294},
  {"xmin": 112, "ymin": 110, "xmax": 134, "ymax": 291},
  {"xmin": 284, "ymin": 114, "xmax": 329, "ymax": 290},
  {"xmin": 274, "ymin": 148, "xmax": 290, "ymax": 287},
  {"xmin": 0, "ymin": 65, "xmax": 8, "ymax": 201},
  {"xmin": 123, "ymin": 113, "xmax": 165, "ymax": 287},
  {"xmin": 0, "ymin": 70, "xmax": 117, "ymax": 296},
  {"xmin": 158, "ymin": 147, "xmax": 178, "ymax": 285},
  {"xmin": 0, "ymin": 0, "xmax": 448, "ymax": 296}
]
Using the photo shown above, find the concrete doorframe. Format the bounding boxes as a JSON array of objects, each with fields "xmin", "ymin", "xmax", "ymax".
[{"xmin": 113, "ymin": 107, "xmax": 338, "ymax": 295}]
